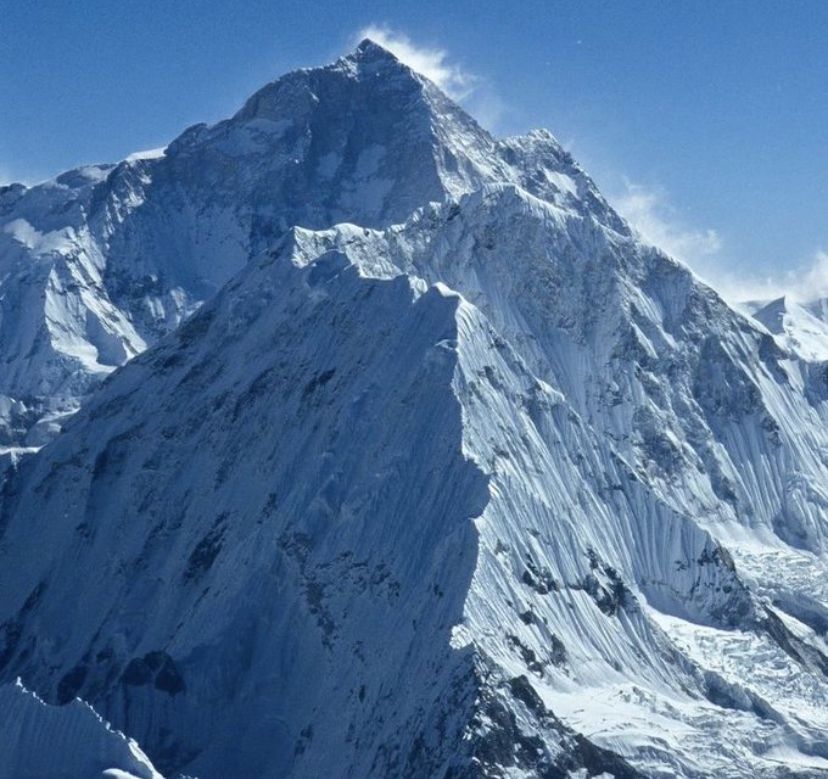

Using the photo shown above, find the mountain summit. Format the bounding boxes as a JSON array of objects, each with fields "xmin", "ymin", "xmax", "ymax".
[
  {"xmin": 0, "ymin": 40, "xmax": 621, "ymax": 449},
  {"xmin": 2, "ymin": 43, "xmax": 828, "ymax": 778}
]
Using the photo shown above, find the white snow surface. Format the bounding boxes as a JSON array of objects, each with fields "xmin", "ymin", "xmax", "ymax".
[
  {"xmin": 1, "ymin": 39, "xmax": 828, "ymax": 779},
  {"xmin": 748, "ymin": 295, "xmax": 828, "ymax": 362}
]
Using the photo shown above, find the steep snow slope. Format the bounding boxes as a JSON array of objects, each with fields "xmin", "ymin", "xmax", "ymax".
[
  {"xmin": 0, "ymin": 40, "xmax": 616, "ymax": 447},
  {"xmin": 0, "ymin": 252, "xmax": 511, "ymax": 777},
  {"xmin": 0, "ymin": 679, "xmax": 163, "ymax": 779},
  {"xmin": 2, "ymin": 209, "xmax": 828, "ymax": 776},
  {"xmin": 2, "ymin": 41, "xmax": 828, "ymax": 779},
  {"xmin": 0, "ymin": 239, "xmax": 649, "ymax": 778}
]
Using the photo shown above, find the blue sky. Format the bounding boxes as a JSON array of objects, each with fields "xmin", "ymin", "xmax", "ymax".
[{"xmin": 2, "ymin": 1, "xmax": 826, "ymax": 299}]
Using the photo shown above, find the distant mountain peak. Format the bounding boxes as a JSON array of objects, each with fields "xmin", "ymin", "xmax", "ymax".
[
  {"xmin": 231, "ymin": 40, "xmax": 435, "ymax": 132},
  {"xmin": 749, "ymin": 293, "xmax": 828, "ymax": 361}
]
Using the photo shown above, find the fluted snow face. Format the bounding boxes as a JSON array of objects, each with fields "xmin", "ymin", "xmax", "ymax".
[
  {"xmin": 0, "ymin": 680, "xmax": 163, "ymax": 779},
  {"xmin": 2, "ymin": 40, "xmax": 828, "ymax": 779},
  {"xmin": 274, "ymin": 197, "xmax": 828, "ymax": 775}
]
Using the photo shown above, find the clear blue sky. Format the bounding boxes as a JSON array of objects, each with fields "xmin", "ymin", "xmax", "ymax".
[{"xmin": 2, "ymin": 1, "xmax": 826, "ymax": 297}]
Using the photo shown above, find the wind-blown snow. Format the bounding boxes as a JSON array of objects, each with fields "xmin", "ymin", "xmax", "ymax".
[{"xmin": 125, "ymin": 147, "xmax": 167, "ymax": 162}]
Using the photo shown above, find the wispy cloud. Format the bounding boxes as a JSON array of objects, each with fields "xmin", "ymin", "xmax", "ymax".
[
  {"xmin": 706, "ymin": 251, "xmax": 828, "ymax": 305},
  {"xmin": 611, "ymin": 180, "xmax": 762, "ymax": 302},
  {"xmin": 797, "ymin": 251, "xmax": 828, "ymax": 299},
  {"xmin": 355, "ymin": 25, "xmax": 476, "ymax": 100},
  {"xmin": 613, "ymin": 181, "xmax": 722, "ymax": 265},
  {"xmin": 613, "ymin": 180, "xmax": 828, "ymax": 303}
]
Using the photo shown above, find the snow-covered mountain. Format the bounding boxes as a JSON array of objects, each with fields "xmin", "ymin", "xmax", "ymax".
[
  {"xmin": 0, "ymin": 39, "xmax": 619, "ymax": 448},
  {"xmin": 747, "ymin": 296, "xmax": 828, "ymax": 362},
  {"xmin": 2, "ymin": 41, "xmax": 828, "ymax": 778}
]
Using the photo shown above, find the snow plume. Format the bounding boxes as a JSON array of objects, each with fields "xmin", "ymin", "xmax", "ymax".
[{"xmin": 355, "ymin": 25, "xmax": 476, "ymax": 99}]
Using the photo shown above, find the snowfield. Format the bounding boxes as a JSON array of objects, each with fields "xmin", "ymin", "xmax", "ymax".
[{"xmin": 1, "ymin": 39, "xmax": 828, "ymax": 778}]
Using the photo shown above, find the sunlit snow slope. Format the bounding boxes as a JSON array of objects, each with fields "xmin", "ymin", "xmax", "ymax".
[
  {"xmin": 748, "ymin": 296, "xmax": 828, "ymax": 362},
  {"xmin": 2, "ymin": 40, "xmax": 828, "ymax": 779}
]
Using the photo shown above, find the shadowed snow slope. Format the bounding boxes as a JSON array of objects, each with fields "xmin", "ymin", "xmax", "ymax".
[
  {"xmin": 2, "ymin": 41, "xmax": 828, "ymax": 779},
  {"xmin": 0, "ymin": 680, "xmax": 163, "ymax": 779}
]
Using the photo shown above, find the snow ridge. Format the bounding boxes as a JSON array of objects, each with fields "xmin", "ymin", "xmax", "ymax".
[
  {"xmin": 749, "ymin": 295, "xmax": 828, "ymax": 362},
  {"xmin": 0, "ymin": 679, "xmax": 163, "ymax": 779}
]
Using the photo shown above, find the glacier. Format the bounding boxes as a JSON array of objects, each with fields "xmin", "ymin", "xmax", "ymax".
[{"xmin": 1, "ymin": 39, "xmax": 828, "ymax": 778}]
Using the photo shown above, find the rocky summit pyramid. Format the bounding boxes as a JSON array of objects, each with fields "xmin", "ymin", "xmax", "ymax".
[
  {"xmin": 2, "ymin": 41, "xmax": 828, "ymax": 778},
  {"xmin": 0, "ymin": 39, "xmax": 619, "ymax": 449}
]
